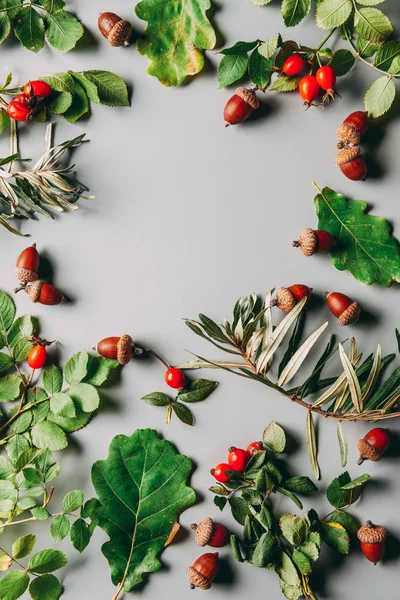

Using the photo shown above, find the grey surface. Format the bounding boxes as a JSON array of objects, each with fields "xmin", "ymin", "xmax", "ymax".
[{"xmin": 1, "ymin": 1, "xmax": 400, "ymax": 598}]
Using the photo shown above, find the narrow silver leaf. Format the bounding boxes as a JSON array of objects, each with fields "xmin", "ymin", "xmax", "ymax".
[
  {"xmin": 306, "ymin": 411, "xmax": 320, "ymax": 480},
  {"xmin": 362, "ymin": 344, "xmax": 381, "ymax": 402},
  {"xmin": 278, "ymin": 322, "xmax": 328, "ymax": 387},
  {"xmin": 337, "ymin": 421, "xmax": 348, "ymax": 467},
  {"xmin": 339, "ymin": 344, "xmax": 362, "ymax": 413}
]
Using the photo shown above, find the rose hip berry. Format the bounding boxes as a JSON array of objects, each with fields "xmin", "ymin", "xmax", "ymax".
[
  {"xmin": 211, "ymin": 463, "xmax": 231, "ymax": 483},
  {"xmin": 165, "ymin": 367, "xmax": 185, "ymax": 390},
  {"xmin": 247, "ymin": 441, "xmax": 263, "ymax": 456},
  {"xmin": 228, "ymin": 447, "xmax": 249, "ymax": 472},
  {"xmin": 316, "ymin": 65, "xmax": 337, "ymax": 102},
  {"xmin": 282, "ymin": 54, "xmax": 305, "ymax": 76},
  {"xmin": 28, "ymin": 345, "xmax": 47, "ymax": 370},
  {"xmin": 7, "ymin": 94, "xmax": 32, "ymax": 121},
  {"xmin": 23, "ymin": 80, "xmax": 52, "ymax": 100},
  {"xmin": 298, "ymin": 75, "xmax": 320, "ymax": 109}
]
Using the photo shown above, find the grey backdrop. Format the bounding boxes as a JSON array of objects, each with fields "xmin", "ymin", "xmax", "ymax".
[{"xmin": 1, "ymin": 1, "xmax": 400, "ymax": 598}]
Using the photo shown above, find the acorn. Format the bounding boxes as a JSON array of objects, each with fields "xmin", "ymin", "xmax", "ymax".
[
  {"xmin": 357, "ymin": 428, "xmax": 390, "ymax": 465},
  {"xmin": 94, "ymin": 335, "xmax": 135, "ymax": 365},
  {"xmin": 98, "ymin": 12, "xmax": 132, "ymax": 47},
  {"xmin": 326, "ymin": 292, "xmax": 360, "ymax": 326},
  {"xmin": 191, "ymin": 518, "xmax": 229, "ymax": 548},
  {"xmin": 343, "ymin": 110, "xmax": 369, "ymax": 136},
  {"xmin": 273, "ymin": 284, "xmax": 312, "ymax": 313},
  {"xmin": 357, "ymin": 520, "xmax": 387, "ymax": 564},
  {"xmin": 14, "ymin": 244, "xmax": 40, "ymax": 288},
  {"xmin": 292, "ymin": 228, "xmax": 336, "ymax": 256},
  {"xmin": 224, "ymin": 87, "xmax": 259, "ymax": 127},
  {"xmin": 336, "ymin": 147, "xmax": 367, "ymax": 181},
  {"xmin": 187, "ymin": 552, "xmax": 219, "ymax": 590},
  {"xmin": 336, "ymin": 123, "xmax": 361, "ymax": 147},
  {"xmin": 25, "ymin": 281, "xmax": 65, "ymax": 306}
]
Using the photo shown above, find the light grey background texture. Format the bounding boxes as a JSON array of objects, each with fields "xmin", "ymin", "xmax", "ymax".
[{"xmin": 1, "ymin": 1, "xmax": 400, "ymax": 598}]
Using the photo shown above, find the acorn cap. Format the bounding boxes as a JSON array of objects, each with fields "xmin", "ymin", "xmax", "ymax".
[
  {"xmin": 108, "ymin": 19, "xmax": 132, "ymax": 46},
  {"xmin": 338, "ymin": 301, "xmax": 361, "ymax": 326},
  {"xmin": 357, "ymin": 438, "xmax": 382, "ymax": 462},
  {"xmin": 187, "ymin": 566, "xmax": 212, "ymax": 590},
  {"xmin": 336, "ymin": 123, "xmax": 361, "ymax": 146},
  {"xmin": 357, "ymin": 521, "xmax": 387, "ymax": 544},
  {"xmin": 275, "ymin": 287, "xmax": 296, "ymax": 313},
  {"xmin": 294, "ymin": 228, "xmax": 318, "ymax": 256},
  {"xmin": 117, "ymin": 334, "xmax": 134, "ymax": 365},
  {"xmin": 13, "ymin": 266, "xmax": 38, "ymax": 286},
  {"xmin": 25, "ymin": 280, "xmax": 43, "ymax": 303},
  {"xmin": 235, "ymin": 87, "xmax": 260, "ymax": 109},
  {"xmin": 335, "ymin": 146, "xmax": 360, "ymax": 166},
  {"xmin": 191, "ymin": 518, "xmax": 215, "ymax": 547}
]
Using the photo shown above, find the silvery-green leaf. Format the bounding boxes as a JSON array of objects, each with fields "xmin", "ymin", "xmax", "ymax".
[
  {"xmin": 278, "ymin": 322, "xmax": 328, "ymax": 387},
  {"xmin": 306, "ymin": 411, "xmax": 319, "ymax": 480},
  {"xmin": 337, "ymin": 421, "xmax": 348, "ymax": 467},
  {"xmin": 312, "ymin": 372, "xmax": 346, "ymax": 407},
  {"xmin": 339, "ymin": 344, "xmax": 362, "ymax": 413},
  {"xmin": 332, "ymin": 381, "xmax": 349, "ymax": 412},
  {"xmin": 362, "ymin": 344, "xmax": 381, "ymax": 401}
]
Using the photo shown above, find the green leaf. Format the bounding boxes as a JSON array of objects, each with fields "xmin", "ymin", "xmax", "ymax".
[
  {"xmin": 354, "ymin": 7, "xmax": 392, "ymax": 42},
  {"xmin": 70, "ymin": 518, "xmax": 91, "ymax": 552},
  {"xmin": 70, "ymin": 72, "xmax": 100, "ymax": 103},
  {"xmin": 12, "ymin": 534, "xmax": 36, "ymax": 559},
  {"xmin": 0, "ymin": 352, "xmax": 12, "ymax": 373},
  {"xmin": 31, "ymin": 422, "xmax": 67, "ymax": 451},
  {"xmin": 50, "ymin": 514, "xmax": 70, "ymax": 542},
  {"xmin": 40, "ymin": 72, "xmax": 75, "ymax": 93},
  {"xmin": 337, "ymin": 421, "xmax": 348, "ymax": 467},
  {"xmin": 172, "ymin": 402, "xmax": 195, "ymax": 425},
  {"xmin": 135, "ymin": 0, "xmax": 216, "ymax": 86},
  {"xmin": 13, "ymin": 338, "xmax": 34, "ymax": 361},
  {"xmin": 90, "ymin": 429, "xmax": 195, "ymax": 591},
  {"xmin": 28, "ymin": 549, "xmax": 67, "ymax": 574},
  {"xmin": 270, "ymin": 75, "xmax": 300, "ymax": 92},
  {"xmin": 281, "ymin": 0, "xmax": 311, "ymax": 27},
  {"xmin": 329, "ymin": 509, "xmax": 359, "ymax": 535},
  {"xmin": 356, "ymin": 36, "xmax": 381, "ymax": 57},
  {"xmin": 278, "ymin": 551, "xmax": 301, "ymax": 588},
  {"xmin": 44, "ymin": 10, "xmax": 84, "ymax": 52},
  {"xmin": 306, "ymin": 411, "xmax": 319, "ymax": 480},
  {"xmin": 263, "ymin": 421, "xmax": 286, "ymax": 453},
  {"xmin": 178, "ymin": 379, "xmax": 217, "ymax": 402},
  {"xmin": 326, "ymin": 471, "xmax": 351, "ymax": 508},
  {"xmin": 69, "ymin": 383, "xmax": 99, "ymax": 413},
  {"xmin": 340, "ymin": 473, "xmax": 371, "ymax": 505},
  {"xmin": 39, "ymin": 0, "xmax": 65, "ymax": 12},
  {"xmin": 42, "ymin": 366, "xmax": 63, "ymax": 395},
  {"xmin": 0, "ymin": 374, "xmax": 22, "ymax": 401},
  {"xmin": 63, "ymin": 81, "xmax": 89, "ymax": 123},
  {"xmin": 364, "ymin": 75, "xmax": 395, "ymax": 117},
  {"xmin": 321, "ymin": 521, "xmax": 350, "ymax": 553},
  {"xmin": 0, "ymin": 570, "xmax": 30, "ymax": 600},
  {"xmin": 0, "ymin": 291, "xmax": 15, "ymax": 331},
  {"xmin": 0, "ymin": 13, "xmax": 11, "ymax": 45},
  {"xmin": 316, "ymin": 0, "xmax": 353, "ymax": 29},
  {"xmin": 292, "ymin": 548, "xmax": 312, "ymax": 574},
  {"xmin": 298, "ymin": 540, "xmax": 319, "ymax": 561},
  {"xmin": 141, "ymin": 392, "xmax": 171, "ymax": 407},
  {"xmin": 230, "ymin": 534, "xmax": 244, "ymax": 562},
  {"xmin": 47, "ymin": 408, "xmax": 91, "ymax": 433},
  {"xmin": 329, "ymin": 49, "xmax": 355, "ymax": 76},
  {"xmin": 14, "ymin": 6, "xmax": 44, "ymax": 52},
  {"xmin": 279, "ymin": 514, "xmax": 308, "ymax": 546},
  {"xmin": 284, "ymin": 477, "xmax": 318, "ymax": 494},
  {"xmin": 0, "ymin": 107, "xmax": 10, "ymax": 134},
  {"xmin": 7, "ymin": 315, "xmax": 34, "ymax": 348},
  {"xmin": 48, "ymin": 91, "xmax": 72, "ymax": 114},
  {"xmin": 229, "ymin": 496, "xmax": 251, "ymax": 525},
  {"xmin": 357, "ymin": 0, "xmax": 386, "ymax": 4},
  {"xmin": 31, "ymin": 507, "xmax": 50, "ymax": 520},
  {"xmin": 29, "ymin": 574, "xmax": 62, "ymax": 600},
  {"xmin": 64, "ymin": 351, "xmax": 88, "ymax": 385},
  {"xmin": 214, "ymin": 496, "xmax": 227, "ymax": 511},
  {"xmin": 251, "ymin": 532, "xmax": 275, "ymax": 567},
  {"xmin": 248, "ymin": 49, "xmax": 272, "ymax": 90},
  {"xmin": 218, "ymin": 54, "xmax": 249, "ymax": 88},
  {"xmin": 314, "ymin": 185, "xmax": 400, "ymax": 285},
  {"xmin": 258, "ymin": 34, "xmax": 281, "ymax": 59},
  {"xmin": 277, "ymin": 487, "xmax": 303, "ymax": 509},
  {"xmin": 220, "ymin": 40, "xmax": 258, "ymax": 55},
  {"xmin": 49, "ymin": 392, "xmax": 75, "ymax": 417},
  {"xmin": 83, "ymin": 70, "xmax": 129, "ymax": 106},
  {"xmin": 62, "ymin": 490, "xmax": 84, "ymax": 513},
  {"xmin": 374, "ymin": 41, "xmax": 400, "ymax": 71},
  {"xmin": 84, "ymin": 356, "xmax": 119, "ymax": 387},
  {"xmin": 44, "ymin": 462, "xmax": 61, "ymax": 482},
  {"xmin": 209, "ymin": 485, "xmax": 229, "ymax": 496}
]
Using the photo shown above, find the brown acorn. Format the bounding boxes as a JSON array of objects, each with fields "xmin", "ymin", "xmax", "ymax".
[
  {"xmin": 357, "ymin": 521, "xmax": 387, "ymax": 564},
  {"xmin": 326, "ymin": 292, "xmax": 360, "ymax": 326},
  {"xmin": 224, "ymin": 88, "xmax": 259, "ymax": 127},
  {"xmin": 94, "ymin": 335, "xmax": 134, "ymax": 365},
  {"xmin": 273, "ymin": 284, "xmax": 312, "ymax": 313},
  {"xmin": 357, "ymin": 428, "xmax": 390, "ymax": 465},
  {"xmin": 191, "ymin": 518, "xmax": 229, "ymax": 548},
  {"xmin": 187, "ymin": 552, "xmax": 219, "ymax": 590},
  {"xmin": 98, "ymin": 12, "xmax": 132, "ymax": 47},
  {"xmin": 14, "ymin": 244, "xmax": 40, "ymax": 288},
  {"xmin": 293, "ymin": 228, "xmax": 336, "ymax": 256},
  {"xmin": 336, "ymin": 147, "xmax": 367, "ymax": 181},
  {"xmin": 336, "ymin": 123, "xmax": 361, "ymax": 147},
  {"xmin": 25, "ymin": 281, "xmax": 65, "ymax": 306}
]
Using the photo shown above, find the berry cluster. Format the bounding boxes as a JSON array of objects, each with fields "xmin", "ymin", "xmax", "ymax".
[
  {"xmin": 282, "ymin": 55, "xmax": 338, "ymax": 108},
  {"xmin": 7, "ymin": 80, "xmax": 53, "ymax": 122},
  {"xmin": 211, "ymin": 442, "xmax": 262, "ymax": 483}
]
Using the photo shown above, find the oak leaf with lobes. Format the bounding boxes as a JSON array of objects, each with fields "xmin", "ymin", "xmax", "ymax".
[
  {"xmin": 88, "ymin": 429, "xmax": 196, "ymax": 596},
  {"xmin": 314, "ymin": 184, "xmax": 400, "ymax": 287}
]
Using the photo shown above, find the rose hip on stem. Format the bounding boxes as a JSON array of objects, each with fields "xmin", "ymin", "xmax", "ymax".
[
  {"xmin": 228, "ymin": 447, "xmax": 249, "ymax": 472},
  {"xmin": 282, "ymin": 54, "xmax": 305, "ymax": 76},
  {"xmin": 357, "ymin": 428, "xmax": 390, "ymax": 464},
  {"xmin": 210, "ymin": 463, "xmax": 231, "ymax": 483},
  {"xmin": 23, "ymin": 80, "xmax": 52, "ymax": 100},
  {"xmin": 247, "ymin": 441, "xmax": 263, "ymax": 456},
  {"xmin": 298, "ymin": 75, "xmax": 320, "ymax": 109},
  {"xmin": 165, "ymin": 367, "xmax": 185, "ymax": 390},
  {"xmin": 7, "ymin": 94, "xmax": 32, "ymax": 121},
  {"xmin": 316, "ymin": 65, "xmax": 337, "ymax": 103}
]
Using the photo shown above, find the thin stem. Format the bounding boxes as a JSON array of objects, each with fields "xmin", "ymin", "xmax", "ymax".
[
  {"xmin": 345, "ymin": 28, "xmax": 400, "ymax": 78},
  {"xmin": 112, "ymin": 583, "xmax": 124, "ymax": 600},
  {"xmin": 316, "ymin": 29, "xmax": 337, "ymax": 52},
  {"xmin": 145, "ymin": 349, "xmax": 171, "ymax": 370}
]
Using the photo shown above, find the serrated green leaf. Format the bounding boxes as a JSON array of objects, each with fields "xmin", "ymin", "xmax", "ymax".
[
  {"xmin": 62, "ymin": 490, "xmax": 84, "ymax": 513},
  {"xmin": 0, "ymin": 374, "xmax": 22, "ymax": 401},
  {"xmin": 39, "ymin": 0, "xmax": 65, "ymax": 12},
  {"xmin": 7, "ymin": 315, "xmax": 34, "ymax": 348},
  {"xmin": 51, "ymin": 515, "xmax": 70, "ymax": 544},
  {"xmin": 90, "ymin": 429, "xmax": 195, "ymax": 591},
  {"xmin": 64, "ymin": 351, "xmax": 88, "ymax": 385},
  {"xmin": 14, "ymin": 6, "xmax": 45, "ymax": 52},
  {"xmin": 48, "ymin": 91, "xmax": 72, "ymax": 114},
  {"xmin": 135, "ymin": 0, "xmax": 216, "ymax": 86},
  {"xmin": 40, "ymin": 72, "xmax": 75, "ymax": 93},
  {"xmin": 63, "ymin": 81, "xmax": 89, "ymax": 123},
  {"xmin": 364, "ymin": 75, "xmax": 395, "ymax": 117},
  {"xmin": 281, "ymin": 0, "xmax": 311, "ymax": 27},
  {"xmin": 329, "ymin": 48, "xmax": 355, "ymax": 75},
  {"xmin": 209, "ymin": 485, "xmax": 229, "ymax": 496},
  {"xmin": 44, "ymin": 10, "xmax": 84, "ymax": 52},
  {"xmin": 0, "ymin": 291, "xmax": 15, "ymax": 331},
  {"xmin": 0, "ymin": 12, "xmax": 11, "ymax": 45},
  {"xmin": 284, "ymin": 476, "xmax": 318, "ymax": 494},
  {"xmin": 84, "ymin": 356, "xmax": 119, "ymax": 387},
  {"xmin": 47, "ymin": 408, "xmax": 91, "ymax": 433},
  {"xmin": 316, "ymin": 0, "xmax": 353, "ymax": 29},
  {"xmin": 356, "ymin": 36, "xmax": 381, "ymax": 57},
  {"xmin": 214, "ymin": 495, "xmax": 227, "ymax": 510},
  {"xmin": 270, "ymin": 75, "xmax": 301, "ymax": 92},
  {"xmin": 31, "ymin": 506, "xmax": 50, "ymax": 520},
  {"xmin": 70, "ymin": 518, "xmax": 91, "ymax": 552},
  {"xmin": 83, "ymin": 70, "xmax": 129, "ymax": 106},
  {"xmin": 42, "ymin": 366, "xmax": 63, "ymax": 395},
  {"xmin": 0, "ymin": 352, "xmax": 12, "ymax": 373},
  {"xmin": 357, "ymin": 0, "xmax": 385, "ymax": 4},
  {"xmin": 279, "ymin": 514, "xmax": 308, "ymax": 546},
  {"xmin": 31, "ymin": 421, "xmax": 67, "ymax": 451},
  {"xmin": 329, "ymin": 509, "xmax": 358, "ymax": 534},
  {"xmin": 258, "ymin": 34, "xmax": 281, "ymax": 59},
  {"xmin": 321, "ymin": 521, "xmax": 350, "ymax": 553},
  {"xmin": 354, "ymin": 7, "xmax": 392, "ymax": 41},
  {"xmin": 251, "ymin": 531, "xmax": 275, "ymax": 567},
  {"xmin": 10, "ymin": 411, "xmax": 32, "ymax": 433},
  {"xmin": 298, "ymin": 540, "xmax": 319, "ymax": 561},
  {"xmin": 278, "ymin": 551, "xmax": 301, "ymax": 587},
  {"xmin": 220, "ymin": 40, "xmax": 258, "ymax": 55},
  {"xmin": 29, "ymin": 574, "xmax": 62, "ymax": 600},
  {"xmin": 172, "ymin": 402, "xmax": 195, "ymax": 425},
  {"xmin": 326, "ymin": 471, "xmax": 351, "ymax": 507},
  {"xmin": 0, "ymin": 570, "xmax": 30, "ymax": 600},
  {"xmin": 13, "ymin": 338, "xmax": 34, "ymax": 361},
  {"xmin": 374, "ymin": 41, "xmax": 400, "ymax": 71},
  {"xmin": 0, "ymin": 107, "xmax": 10, "ymax": 134},
  {"xmin": 263, "ymin": 421, "xmax": 286, "ymax": 453},
  {"xmin": 229, "ymin": 495, "xmax": 250, "ymax": 525},
  {"xmin": 28, "ymin": 549, "xmax": 67, "ymax": 574},
  {"xmin": 12, "ymin": 534, "xmax": 36, "ymax": 559},
  {"xmin": 218, "ymin": 54, "xmax": 249, "ymax": 88},
  {"xmin": 292, "ymin": 548, "xmax": 312, "ymax": 574},
  {"xmin": 44, "ymin": 462, "xmax": 61, "ymax": 482},
  {"xmin": 69, "ymin": 383, "xmax": 99, "ymax": 413},
  {"xmin": 314, "ymin": 185, "xmax": 400, "ymax": 286},
  {"xmin": 49, "ymin": 392, "xmax": 75, "ymax": 418},
  {"xmin": 70, "ymin": 72, "xmax": 100, "ymax": 103},
  {"xmin": 178, "ymin": 379, "xmax": 217, "ymax": 402}
]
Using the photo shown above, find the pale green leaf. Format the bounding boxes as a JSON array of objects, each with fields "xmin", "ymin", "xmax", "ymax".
[
  {"xmin": 270, "ymin": 75, "xmax": 300, "ymax": 92},
  {"xmin": 49, "ymin": 392, "xmax": 75, "ymax": 418},
  {"xmin": 28, "ymin": 549, "xmax": 67, "ymax": 574},
  {"xmin": 0, "ymin": 570, "xmax": 30, "ymax": 600},
  {"xmin": 337, "ymin": 421, "xmax": 348, "ymax": 467},
  {"xmin": 263, "ymin": 421, "xmax": 286, "ymax": 453},
  {"xmin": 279, "ymin": 514, "xmax": 308, "ymax": 546},
  {"xmin": 70, "ymin": 72, "xmax": 100, "ymax": 103},
  {"xmin": 31, "ymin": 422, "xmax": 67, "ymax": 451},
  {"xmin": 364, "ymin": 75, "xmax": 395, "ymax": 117},
  {"xmin": 12, "ymin": 534, "xmax": 36, "ymax": 559},
  {"xmin": 316, "ymin": 0, "xmax": 353, "ymax": 29},
  {"xmin": 42, "ymin": 366, "xmax": 63, "ymax": 395},
  {"xmin": 278, "ymin": 322, "xmax": 328, "ymax": 386},
  {"xmin": 7, "ymin": 315, "xmax": 34, "ymax": 348},
  {"xmin": 220, "ymin": 40, "xmax": 258, "ymax": 55},
  {"xmin": 339, "ymin": 344, "xmax": 362, "ymax": 413},
  {"xmin": 374, "ymin": 41, "xmax": 400, "ymax": 71},
  {"xmin": 354, "ymin": 7, "xmax": 392, "ymax": 41},
  {"xmin": 29, "ymin": 574, "xmax": 62, "ymax": 600},
  {"xmin": 69, "ymin": 383, "xmax": 99, "ymax": 413},
  {"xmin": 0, "ymin": 12, "xmax": 11, "ymax": 45},
  {"xmin": 258, "ymin": 34, "xmax": 281, "ymax": 59},
  {"xmin": 0, "ymin": 352, "xmax": 12, "ymax": 373},
  {"xmin": 0, "ymin": 374, "xmax": 22, "ymax": 401},
  {"xmin": 62, "ymin": 490, "xmax": 84, "ymax": 513},
  {"xmin": 64, "ymin": 351, "xmax": 88, "ymax": 385},
  {"xmin": 0, "ymin": 107, "xmax": 10, "ymax": 134},
  {"xmin": 44, "ymin": 10, "xmax": 84, "ymax": 52},
  {"xmin": 306, "ymin": 411, "xmax": 319, "ymax": 480}
]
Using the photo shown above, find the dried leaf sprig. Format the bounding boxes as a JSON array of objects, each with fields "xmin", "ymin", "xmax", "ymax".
[
  {"xmin": 179, "ymin": 291, "xmax": 400, "ymax": 474},
  {"xmin": 0, "ymin": 124, "xmax": 92, "ymax": 235}
]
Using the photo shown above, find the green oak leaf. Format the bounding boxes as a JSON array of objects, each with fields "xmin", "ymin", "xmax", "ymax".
[
  {"xmin": 135, "ymin": 0, "xmax": 216, "ymax": 87},
  {"xmin": 90, "ymin": 429, "xmax": 196, "ymax": 592},
  {"xmin": 314, "ymin": 185, "xmax": 400, "ymax": 286},
  {"xmin": 44, "ymin": 10, "xmax": 84, "ymax": 52},
  {"xmin": 14, "ymin": 6, "xmax": 45, "ymax": 53}
]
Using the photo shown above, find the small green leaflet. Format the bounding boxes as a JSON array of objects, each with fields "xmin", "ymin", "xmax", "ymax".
[
  {"xmin": 364, "ymin": 76, "xmax": 395, "ymax": 117},
  {"xmin": 218, "ymin": 54, "xmax": 249, "ymax": 88},
  {"xmin": 314, "ymin": 184, "xmax": 400, "ymax": 286},
  {"xmin": 316, "ymin": 0, "xmax": 353, "ymax": 29},
  {"xmin": 263, "ymin": 421, "xmax": 286, "ymax": 453},
  {"xmin": 329, "ymin": 49, "xmax": 355, "ymax": 76},
  {"xmin": 281, "ymin": 0, "xmax": 311, "ymax": 27},
  {"xmin": 14, "ymin": 6, "xmax": 45, "ymax": 53},
  {"xmin": 29, "ymin": 574, "xmax": 62, "ymax": 600},
  {"xmin": 44, "ymin": 10, "xmax": 84, "ymax": 52},
  {"xmin": 354, "ymin": 7, "xmax": 392, "ymax": 43}
]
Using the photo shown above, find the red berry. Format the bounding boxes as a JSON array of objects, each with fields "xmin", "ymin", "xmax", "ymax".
[
  {"xmin": 316, "ymin": 65, "xmax": 336, "ymax": 92},
  {"xmin": 7, "ymin": 94, "xmax": 32, "ymax": 122},
  {"xmin": 211, "ymin": 463, "xmax": 231, "ymax": 483},
  {"xmin": 247, "ymin": 441, "xmax": 263, "ymax": 456},
  {"xmin": 282, "ymin": 54, "xmax": 305, "ymax": 76},
  {"xmin": 228, "ymin": 447, "xmax": 249, "ymax": 472},
  {"xmin": 28, "ymin": 345, "xmax": 47, "ymax": 369},
  {"xmin": 298, "ymin": 75, "xmax": 320, "ymax": 108},
  {"xmin": 165, "ymin": 368, "xmax": 185, "ymax": 390},
  {"xmin": 23, "ymin": 80, "xmax": 52, "ymax": 100}
]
